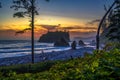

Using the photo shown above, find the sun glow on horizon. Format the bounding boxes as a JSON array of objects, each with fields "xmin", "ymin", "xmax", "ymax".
[
  {"xmin": 0, "ymin": 15, "xmax": 98, "ymax": 38},
  {"xmin": 36, "ymin": 15, "xmax": 87, "ymax": 27},
  {"xmin": 0, "ymin": 14, "xmax": 94, "ymax": 32}
]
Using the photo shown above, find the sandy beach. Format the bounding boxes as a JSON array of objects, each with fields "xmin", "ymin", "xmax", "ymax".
[{"xmin": 0, "ymin": 47, "xmax": 94, "ymax": 66}]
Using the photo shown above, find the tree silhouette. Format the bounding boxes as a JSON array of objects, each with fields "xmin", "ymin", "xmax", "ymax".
[
  {"xmin": 0, "ymin": 2, "xmax": 1, "ymax": 8},
  {"xmin": 106, "ymin": 0, "xmax": 120, "ymax": 42},
  {"xmin": 96, "ymin": 0, "xmax": 117, "ymax": 50},
  {"xmin": 11, "ymin": 0, "xmax": 49, "ymax": 63}
]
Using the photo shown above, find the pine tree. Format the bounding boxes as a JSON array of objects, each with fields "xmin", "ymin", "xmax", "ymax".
[
  {"xmin": 0, "ymin": 2, "xmax": 1, "ymax": 8},
  {"xmin": 106, "ymin": 0, "xmax": 120, "ymax": 42},
  {"xmin": 11, "ymin": 0, "xmax": 49, "ymax": 63}
]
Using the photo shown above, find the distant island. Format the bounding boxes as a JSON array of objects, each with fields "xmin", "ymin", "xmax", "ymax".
[{"xmin": 38, "ymin": 31, "xmax": 70, "ymax": 43}]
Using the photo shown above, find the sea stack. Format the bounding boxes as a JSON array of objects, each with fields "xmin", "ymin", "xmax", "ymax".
[
  {"xmin": 38, "ymin": 31, "xmax": 70, "ymax": 43},
  {"xmin": 79, "ymin": 40, "xmax": 85, "ymax": 46},
  {"xmin": 54, "ymin": 37, "xmax": 70, "ymax": 47}
]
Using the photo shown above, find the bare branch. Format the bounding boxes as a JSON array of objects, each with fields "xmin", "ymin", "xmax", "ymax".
[{"xmin": 15, "ymin": 27, "xmax": 31, "ymax": 35}]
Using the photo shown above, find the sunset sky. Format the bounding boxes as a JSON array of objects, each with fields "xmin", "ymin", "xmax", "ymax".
[{"xmin": 0, "ymin": 0, "xmax": 114, "ymax": 40}]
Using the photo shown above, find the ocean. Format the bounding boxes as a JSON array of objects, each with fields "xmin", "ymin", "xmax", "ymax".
[
  {"xmin": 0, "ymin": 40, "xmax": 96, "ymax": 59},
  {"xmin": 0, "ymin": 40, "xmax": 71, "ymax": 58}
]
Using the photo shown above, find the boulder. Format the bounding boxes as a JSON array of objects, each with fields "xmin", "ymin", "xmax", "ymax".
[
  {"xmin": 71, "ymin": 41, "xmax": 77, "ymax": 50},
  {"xmin": 79, "ymin": 40, "xmax": 85, "ymax": 46},
  {"xmin": 54, "ymin": 37, "xmax": 70, "ymax": 47}
]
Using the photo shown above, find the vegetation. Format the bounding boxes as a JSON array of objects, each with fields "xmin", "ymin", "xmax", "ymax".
[
  {"xmin": 11, "ymin": 0, "xmax": 49, "ymax": 63},
  {"xmin": 0, "ymin": 0, "xmax": 120, "ymax": 80},
  {"xmin": 0, "ymin": 43, "xmax": 120, "ymax": 80},
  {"xmin": 0, "ymin": 2, "xmax": 1, "ymax": 8},
  {"xmin": 106, "ymin": 0, "xmax": 120, "ymax": 42}
]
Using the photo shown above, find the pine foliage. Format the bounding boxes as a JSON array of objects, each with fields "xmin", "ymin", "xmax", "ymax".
[{"xmin": 106, "ymin": 0, "xmax": 120, "ymax": 42}]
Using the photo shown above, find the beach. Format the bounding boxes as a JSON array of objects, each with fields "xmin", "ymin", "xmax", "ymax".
[{"xmin": 0, "ymin": 47, "xmax": 94, "ymax": 66}]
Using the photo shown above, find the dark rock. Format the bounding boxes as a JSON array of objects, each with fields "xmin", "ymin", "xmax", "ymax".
[
  {"xmin": 54, "ymin": 37, "xmax": 70, "ymax": 47},
  {"xmin": 71, "ymin": 41, "xmax": 77, "ymax": 50},
  {"xmin": 79, "ymin": 40, "xmax": 85, "ymax": 46},
  {"xmin": 90, "ymin": 40, "xmax": 96, "ymax": 46},
  {"xmin": 38, "ymin": 31, "xmax": 70, "ymax": 43}
]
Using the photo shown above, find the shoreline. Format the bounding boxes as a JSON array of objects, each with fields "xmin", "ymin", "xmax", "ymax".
[{"xmin": 0, "ymin": 47, "xmax": 94, "ymax": 66}]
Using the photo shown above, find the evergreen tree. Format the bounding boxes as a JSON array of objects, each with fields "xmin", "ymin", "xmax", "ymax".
[
  {"xmin": 106, "ymin": 0, "xmax": 120, "ymax": 42},
  {"xmin": 0, "ymin": 2, "xmax": 1, "ymax": 8},
  {"xmin": 11, "ymin": 0, "xmax": 49, "ymax": 63}
]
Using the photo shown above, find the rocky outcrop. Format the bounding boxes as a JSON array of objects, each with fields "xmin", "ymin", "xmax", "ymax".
[
  {"xmin": 54, "ymin": 37, "xmax": 70, "ymax": 47},
  {"xmin": 38, "ymin": 31, "xmax": 70, "ymax": 43},
  {"xmin": 71, "ymin": 41, "xmax": 77, "ymax": 50},
  {"xmin": 79, "ymin": 40, "xmax": 85, "ymax": 46}
]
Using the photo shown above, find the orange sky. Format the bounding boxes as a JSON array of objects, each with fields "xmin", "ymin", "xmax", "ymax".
[
  {"xmin": 0, "ymin": 0, "xmax": 113, "ymax": 40},
  {"xmin": 0, "ymin": 15, "xmax": 99, "ymax": 40}
]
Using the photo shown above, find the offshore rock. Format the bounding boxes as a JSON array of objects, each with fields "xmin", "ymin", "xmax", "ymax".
[
  {"xmin": 79, "ymin": 40, "xmax": 85, "ymax": 46},
  {"xmin": 71, "ymin": 41, "xmax": 77, "ymax": 50},
  {"xmin": 54, "ymin": 37, "xmax": 70, "ymax": 47},
  {"xmin": 38, "ymin": 31, "xmax": 70, "ymax": 43}
]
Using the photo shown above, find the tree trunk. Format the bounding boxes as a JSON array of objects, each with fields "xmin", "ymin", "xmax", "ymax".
[{"xmin": 31, "ymin": 0, "xmax": 35, "ymax": 63}]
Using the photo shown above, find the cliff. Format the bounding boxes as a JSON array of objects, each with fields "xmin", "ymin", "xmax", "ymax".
[{"xmin": 38, "ymin": 31, "xmax": 70, "ymax": 43}]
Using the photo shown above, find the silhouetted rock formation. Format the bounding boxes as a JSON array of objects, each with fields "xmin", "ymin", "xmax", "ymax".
[
  {"xmin": 79, "ymin": 40, "xmax": 85, "ymax": 46},
  {"xmin": 54, "ymin": 37, "xmax": 70, "ymax": 47},
  {"xmin": 38, "ymin": 31, "xmax": 70, "ymax": 43},
  {"xmin": 71, "ymin": 41, "xmax": 77, "ymax": 50}
]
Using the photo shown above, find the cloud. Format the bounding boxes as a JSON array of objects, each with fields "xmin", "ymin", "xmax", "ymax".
[
  {"xmin": 86, "ymin": 19, "xmax": 101, "ymax": 25},
  {"xmin": 0, "ymin": 29, "xmax": 18, "ymax": 40},
  {"xmin": 60, "ymin": 26, "xmax": 97, "ymax": 30},
  {"xmin": 0, "ymin": 23, "xmax": 98, "ymax": 40},
  {"xmin": 0, "ymin": 27, "xmax": 48, "ymax": 40},
  {"xmin": 37, "ymin": 24, "xmax": 97, "ymax": 31},
  {"xmin": 0, "ymin": 29, "xmax": 16, "ymax": 33},
  {"xmin": 0, "ymin": 25, "xmax": 12, "ymax": 30},
  {"xmin": 69, "ymin": 30, "xmax": 96, "ymax": 39},
  {"xmin": 36, "ymin": 24, "xmax": 60, "ymax": 31},
  {"xmin": 35, "ymin": 24, "xmax": 97, "ymax": 39}
]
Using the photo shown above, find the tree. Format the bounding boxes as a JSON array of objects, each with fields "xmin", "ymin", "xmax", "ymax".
[
  {"xmin": 0, "ymin": 3, "xmax": 1, "ymax": 8},
  {"xmin": 0, "ymin": 1, "xmax": 2, "ymax": 8},
  {"xmin": 96, "ymin": 0, "xmax": 117, "ymax": 49},
  {"xmin": 106, "ymin": 0, "xmax": 120, "ymax": 42},
  {"xmin": 11, "ymin": 0, "xmax": 49, "ymax": 63}
]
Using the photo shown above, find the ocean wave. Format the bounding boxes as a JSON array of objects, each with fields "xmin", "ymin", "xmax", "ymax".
[{"xmin": 0, "ymin": 40, "xmax": 95, "ymax": 58}]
